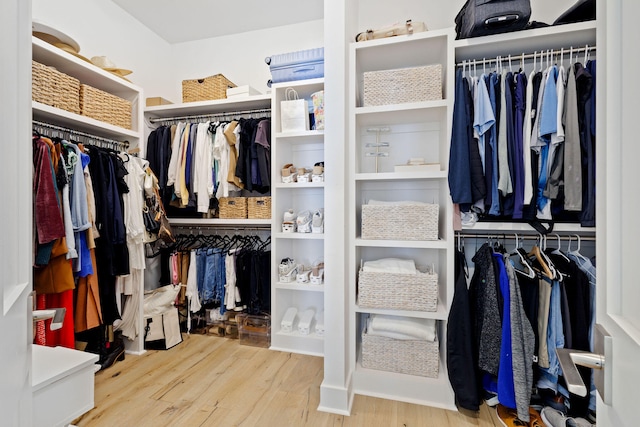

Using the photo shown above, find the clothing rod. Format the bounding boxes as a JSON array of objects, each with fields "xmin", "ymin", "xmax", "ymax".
[
  {"xmin": 455, "ymin": 232, "xmax": 595, "ymax": 242},
  {"xmin": 148, "ymin": 107, "xmax": 272, "ymax": 124},
  {"xmin": 456, "ymin": 45, "xmax": 596, "ymax": 67},
  {"xmin": 33, "ymin": 120, "xmax": 129, "ymax": 149},
  {"xmin": 172, "ymin": 225, "xmax": 271, "ymax": 231}
]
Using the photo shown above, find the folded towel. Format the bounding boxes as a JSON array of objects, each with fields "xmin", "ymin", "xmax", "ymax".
[
  {"xmin": 367, "ymin": 314, "xmax": 436, "ymax": 341},
  {"xmin": 362, "ymin": 258, "xmax": 416, "ymax": 274}
]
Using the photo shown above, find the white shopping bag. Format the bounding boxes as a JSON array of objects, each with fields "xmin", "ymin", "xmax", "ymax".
[{"xmin": 281, "ymin": 87, "xmax": 309, "ymax": 132}]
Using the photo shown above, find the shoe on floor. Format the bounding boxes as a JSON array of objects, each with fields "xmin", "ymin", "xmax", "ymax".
[
  {"xmin": 567, "ymin": 417, "xmax": 595, "ymax": 427},
  {"xmin": 496, "ymin": 404, "xmax": 528, "ymax": 426},
  {"xmin": 484, "ymin": 390, "xmax": 499, "ymax": 407},
  {"xmin": 541, "ymin": 406, "xmax": 568, "ymax": 427}
]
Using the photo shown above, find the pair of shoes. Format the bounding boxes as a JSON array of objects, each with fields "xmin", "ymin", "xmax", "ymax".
[
  {"xmin": 297, "ymin": 210, "xmax": 312, "ymax": 233},
  {"xmin": 312, "ymin": 209, "xmax": 324, "ymax": 233},
  {"xmin": 279, "ymin": 258, "xmax": 298, "ymax": 282},
  {"xmin": 281, "ymin": 163, "xmax": 297, "ymax": 183},
  {"xmin": 541, "ymin": 407, "xmax": 594, "ymax": 427},
  {"xmin": 282, "ymin": 209, "xmax": 297, "ymax": 232}
]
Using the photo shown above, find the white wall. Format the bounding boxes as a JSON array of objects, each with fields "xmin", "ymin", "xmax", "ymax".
[
  {"xmin": 168, "ymin": 20, "xmax": 324, "ymax": 103},
  {"xmin": 31, "ymin": 0, "xmax": 173, "ymax": 100}
]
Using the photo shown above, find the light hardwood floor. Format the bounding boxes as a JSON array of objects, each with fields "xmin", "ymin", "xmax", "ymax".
[{"xmin": 74, "ymin": 333, "xmax": 503, "ymax": 427}]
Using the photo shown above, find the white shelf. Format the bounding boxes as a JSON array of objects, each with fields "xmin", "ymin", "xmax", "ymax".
[
  {"xmin": 145, "ymin": 94, "xmax": 272, "ymax": 118},
  {"xmin": 168, "ymin": 218, "xmax": 271, "ymax": 227},
  {"xmin": 270, "ymin": 330, "xmax": 324, "ymax": 357},
  {"xmin": 32, "ymin": 37, "xmax": 142, "ymax": 98},
  {"xmin": 275, "ymin": 282, "xmax": 325, "ymax": 292},
  {"xmin": 454, "ymin": 21, "xmax": 597, "ymax": 62},
  {"xmin": 271, "ymin": 78, "xmax": 324, "ymax": 91},
  {"xmin": 355, "ymin": 238, "xmax": 447, "ymax": 249},
  {"xmin": 274, "ymin": 182, "xmax": 325, "ymax": 189},
  {"xmin": 33, "ymin": 101, "xmax": 141, "ymax": 140},
  {"xmin": 275, "ymin": 130, "xmax": 324, "ymax": 139},
  {"xmin": 355, "ymin": 171, "xmax": 447, "ymax": 181},
  {"xmin": 461, "ymin": 222, "xmax": 596, "ymax": 234},
  {"xmin": 355, "ymin": 303, "xmax": 448, "ymax": 321},
  {"xmin": 274, "ymin": 232, "xmax": 324, "ymax": 240},
  {"xmin": 352, "ymin": 359, "xmax": 456, "ymax": 411}
]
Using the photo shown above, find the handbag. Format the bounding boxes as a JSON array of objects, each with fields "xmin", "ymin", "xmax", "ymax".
[
  {"xmin": 356, "ymin": 19, "xmax": 427, "ymax": 42},
  {"xmin": 157, "ymin": 212, "xmax": 175, "ymax": 244},
  {"xmin": 143, "ymin": 205, "xmax": 160, "ymax": 234},
  {"xmin": 144, "ymin": 307, "xmax": 182, "ymax": 350},
  {"xmin": 280, "ymin": 87, "xmax": 309, "ymax": 133},
  {"xmin": 455, "ymin": 0, "xmax": 531, "ymax": 40}
]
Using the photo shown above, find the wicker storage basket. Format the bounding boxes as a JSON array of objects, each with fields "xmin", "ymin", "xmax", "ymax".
[
  {"xmin": 361, "ymin": 331, "xmax": 439, "ymax": 378},
  {"xmin": 32, "ymin": 60, "xmax": 81, "ymax": 115},
  {"xmin": 182, "ymin": 74, "xmax": 236, "ymax": 103},
  {"xmin": 218, "ymin": 197, "xmax": 247, "ymax": 219},
  {"xmin": 358, "ymin": 267, "xmax": 438, "ymax": 312},
  {"xmin": 80, "ymin": 84, "xmax": 132, "ymax": 129},
  {"xmin": 361, "ymin": 203, "xmax": 439, "ymax": 241},
  {"xmin": 247, "ymin": 197, "xmax": 271, "ymax": 219},
  {"xmin": 363, "ymin": 64, "xmax": 442, "ymax": 107}
]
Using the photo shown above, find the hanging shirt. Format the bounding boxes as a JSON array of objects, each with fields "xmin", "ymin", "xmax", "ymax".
[
  {"xmin": 448, "ymin": 69, "xmax": 474, "ymax": 204},
  {"xmin": 193, "ymin": 122, "xmax": 213, "ymax": 213},
  {"xmin": 497, "ymin": 70, "xmax": 513, "ymax": 197},
  {"xmin": 512, "ymin": 72, "xmax": 528, "ymax": 219},
  {"xmin": 563, "ymin": 63, "xmax": 583, "ymax": 211}
]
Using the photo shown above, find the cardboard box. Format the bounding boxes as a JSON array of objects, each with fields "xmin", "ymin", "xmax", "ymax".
[{"xmin": 146, "ymin": 96, "xmax": 173, "ymax": 107}]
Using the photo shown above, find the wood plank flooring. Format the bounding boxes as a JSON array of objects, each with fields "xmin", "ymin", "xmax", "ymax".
[{"xmin": 74, "ymin": 334, "xmax": 503, "ymax": 427}]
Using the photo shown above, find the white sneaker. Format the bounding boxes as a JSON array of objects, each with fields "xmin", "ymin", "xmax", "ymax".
[
  {"xmin": 296, "ymin": 210, "xmax": 312, "ymax": 233},
  {"xmin": 312, "ymin": 163, "xmax": 324, "ymax": 182},
  {"xmin": 282, "ymin": 209, "xmax": 296, "ymax": 233},
  {"xmin": 279, "ymin": 258, "xmax": 298, "ymax": 282},
  {"xmin": 312, "ymin": 209, "xmax": 324, "ymax": 234}
]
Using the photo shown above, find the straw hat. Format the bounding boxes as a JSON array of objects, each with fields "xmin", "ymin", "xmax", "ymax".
[
  {"xmin": 32, "ymin": 20, "xmax": 91, "ymax": 63},
  {"xmin": 90, "ymin": 56, "xmax": 132, "ymax": 77}
]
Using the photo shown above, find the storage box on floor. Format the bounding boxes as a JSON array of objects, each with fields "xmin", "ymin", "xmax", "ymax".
[{"xmin": 237, "ymin": 313, "xmax": 270, "ymax": 348}]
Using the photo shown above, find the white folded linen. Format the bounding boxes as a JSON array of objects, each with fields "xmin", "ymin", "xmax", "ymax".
[
  {"xmin": 362, "ymin": 258, "xmax": 416, "ymax": 274},
  {"xmin": 367, "ymin": 314, "xmax": 436, "ymax": 341}
]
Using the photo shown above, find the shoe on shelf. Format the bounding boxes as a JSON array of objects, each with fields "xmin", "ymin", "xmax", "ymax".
[
  {"xmin": 281, "ymin": 163, "xmax": 297, "ymax": 183},
  {"xmin": 296, "ymin": 210, "xmax": 312, "ymax": 233},
  {"xmin": 312, "ymin": 208, "xmax": 324, "ymax": 234},
  {"xmin": 296, "ymin": 268, "xmax": 311, "ymax": 283},
  {"xmin": 282, "ymin": 209, "xmax": 296, "ymax": 233},
  {"xmin": 297, "ymin": 167, "xmax": 312, "ymax": 183},
  {"xmin": 278, "ymin": 258, "xmax": 298, "ymax": 282},
  {"xmin": 496, "ymin": 404, "xmax": 527, "ymax": 427},
  {"xmin": 310, "ymin": 261, "xmax": 324, "ymax": 285},
  {"xmin": 312, "ymin": 162, "xmax": 324, "ymax": 182}
]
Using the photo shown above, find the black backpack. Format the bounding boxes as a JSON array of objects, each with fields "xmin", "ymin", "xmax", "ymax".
[{"xmin": 455, "ymin": 0, "xmax": 532, "ymax": 39}]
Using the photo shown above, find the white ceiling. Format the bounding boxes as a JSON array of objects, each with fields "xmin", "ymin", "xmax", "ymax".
[{"xmin": 112, "ymin": 0, "xmax": 324, "ymax": 44}]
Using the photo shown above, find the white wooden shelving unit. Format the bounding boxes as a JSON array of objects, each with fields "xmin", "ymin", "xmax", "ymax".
[
  {"xmin": 32, "ymin": 36, "xmax": 147, "ymax": 354},
  {"xmin": 144, "ymin": 94, "xmax": 273, "ymax": 228},
  {"xmin": 270, "ymin": 78, "xmax": 326, "ymax": 357},
  {"xmin": 347, "ymin": 28, "xmax": 456, "ymax": 409}
]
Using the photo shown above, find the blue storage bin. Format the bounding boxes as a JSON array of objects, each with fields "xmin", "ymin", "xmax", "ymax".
[{"xmin": 266, "ymin": 47, "xmax": 324, "ymax": 86}]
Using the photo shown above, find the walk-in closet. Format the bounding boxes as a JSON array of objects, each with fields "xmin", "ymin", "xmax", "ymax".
[{"xmin": 2, "ymin": 0, "xmax": 639, "ymax": 426}]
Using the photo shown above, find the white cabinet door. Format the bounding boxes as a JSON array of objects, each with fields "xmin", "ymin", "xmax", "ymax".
[
  {"xmin": 0, "ymin": 0, "xmax": 33, "ymax": 425},
  {"xmin": 597, "ymin": 0, "xmax": 640, "ymax": 425}
]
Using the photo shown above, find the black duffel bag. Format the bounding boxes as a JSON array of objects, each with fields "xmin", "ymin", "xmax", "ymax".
[{"xmin": 455, "ymin": 0, "xmax": 531, "ymax": 39}]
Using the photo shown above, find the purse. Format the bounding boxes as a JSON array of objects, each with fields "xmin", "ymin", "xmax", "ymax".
[
  {"xmin": 157, "ymin": 212, "xmax": 175, "ymax": 244},
  {"xmin": 143, "ymin": 205, "xmax": 160, "ymax": 234},
  {"xmin": 356, "ymin": 20, "xmax": 427, "ymax": 42}
]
